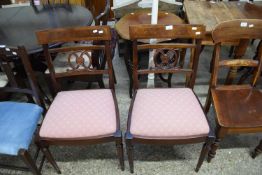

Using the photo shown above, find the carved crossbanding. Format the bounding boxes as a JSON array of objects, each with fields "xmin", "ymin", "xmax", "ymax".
[
  {"xmin": 153, "ymin": 49, "xmax": 180, "ymax": 69},
  {"xmin": 66, "ymin": 50, "xmax": 95, "ymax": 71}
]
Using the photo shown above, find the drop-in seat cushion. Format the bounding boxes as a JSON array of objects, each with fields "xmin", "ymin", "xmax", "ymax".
[
  {"xmin": 39, "ymin": 89, "xmax": 117, "ymax": 139},
  {"xmin": 0, "ymin": 102, "xmax": 43, "ymax": 155},
  {"xmin": 130, "ymin": 88, "xmax": 210, "ymax": 139}
]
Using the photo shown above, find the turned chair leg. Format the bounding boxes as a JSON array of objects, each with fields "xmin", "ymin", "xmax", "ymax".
[
  {"xmin": 195, "ymin": 136, "xmax": 215, "ymax": 172},
  {"xmin": 207, "ymin": 127, "xmax": 226, "ymax": 163},
  {"xmin": 252, "ymin": 140, "xmax": 262, "ymax": 159},
  {"xmin": 125, "ymin": 138, "xmax": 134, "ymax": 173},
  {"xmin": 41, "ymin": 146, "xmax": 61, "ymax": 174},
  {"xmin": 19, "ymin": 149, "xmax": 41, "ymax": 175},
  {"xmin": 115, "ymin": 133, "xmax": 125, "ymax": 171}
]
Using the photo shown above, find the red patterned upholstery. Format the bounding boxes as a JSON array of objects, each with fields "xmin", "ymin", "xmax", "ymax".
[
  {"xmin": 40, "ymin": 89, "xmax": 117, "ymax": 139},
  {"xmin": 130, "ymin": 88, "xmax": 209, "ymax": 139}
]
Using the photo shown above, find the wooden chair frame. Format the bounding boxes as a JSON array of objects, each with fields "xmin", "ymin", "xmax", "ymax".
[
  {"xmin": 0, "ymin": 46, "xmax": 46, "ymax": 175},
  {"xmin": 203, "ymin": 19, "xmax": 262, "ymax": 162},
  {"xmin": 35, "ymin": 26, "xmax": 124, "ymax": 173},
  {"xmin": 125, "ymin": 24, "xmax": 215, "ymax": 173}
]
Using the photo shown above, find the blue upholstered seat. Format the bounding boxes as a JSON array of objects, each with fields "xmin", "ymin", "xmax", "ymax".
[{"xmin": 0, "ymin": 102, "xmax": 43, "ymax": 155}]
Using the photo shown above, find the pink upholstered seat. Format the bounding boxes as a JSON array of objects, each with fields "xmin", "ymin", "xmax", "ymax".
[
  {"xmin": 130, "ymin": 88, "xmax": 210, "ymax": 139},
  {"xmin": 40, "ymin": 89, "xmax": 117, "ymax": 139}
]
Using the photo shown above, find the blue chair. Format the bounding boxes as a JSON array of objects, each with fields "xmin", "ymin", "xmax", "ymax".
[{"xmin": 0, "ymin": 46, "xmax": 45, "ymax": 175}]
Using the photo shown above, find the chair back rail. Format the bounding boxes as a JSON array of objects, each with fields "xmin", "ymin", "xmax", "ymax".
[
  {"xmin": 35, "ymin": 25, "xmax": 114, "ymax": 93},
  {"xmin": 130, "ymin": 24, "xmax": 205, "ymax": 89},
  {"xmin": 0, "ymin": 46, "xmax": 44, "ymax": 106},
  {"xmin": 212, "ymin": 19, "xmax": 262, "ymax": 43},
  {"xmin": 211, "ymin": 19, "xmax": 262, "ymax": 88},
  {"xmin": 129, "ymin": 24, "xmax": 205, "ymax": 40}
]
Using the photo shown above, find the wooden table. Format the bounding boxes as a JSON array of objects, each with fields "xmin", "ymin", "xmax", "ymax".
[
  {"xmin": 185, "ymin": 0, "xmax": 262, "ymax": 84},
  {"xmin": 115, "ymin": 10, "xmax": 184, "ymax": 41},
  {"xmin": 0, "ymin": 5, "xmax": 93, "ymax": 54},
  {"xmin": 184, "ymin": 1, "xmax": 262, "ymax": 45},
  {"xmin": 115, "ymin": 10, "xmax": 184, "ymax": 97}
]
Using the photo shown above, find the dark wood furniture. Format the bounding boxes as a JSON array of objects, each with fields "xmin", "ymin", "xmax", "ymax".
[
  {"xmin": 0, "ymin": 4, "xmax": 93, "ymax": 54},
  {"xmin": 0, "ymin": 46, "xmax": 45, "ymax": 175},
  {"xmin": 0, "ymin": 0, "xmax": 11, "ymax": 7},
  {"xmin": 35, "ymin": 26, "xmax": 124, "ymax": 173},
  {"xmin": 184, "ymin": 1, "xmax": 262, "ymax": 46},
  {"xmin": 203, "ymin": 19, "xmax": 262, "ymax": 163},
  {"xmin": 125, "ymin": 24, "xmax": 215, "ymax": 173},
  {"xmin": 115, "ymin": 10, "xmax": 184, "ymax": 97},
  {"xmin": 252, "ymin": 140, "xmax": 262, "ymax": 158},
  {"xmin": 85, "ymin": 0, "xmax": 111, "ymax": 25}
]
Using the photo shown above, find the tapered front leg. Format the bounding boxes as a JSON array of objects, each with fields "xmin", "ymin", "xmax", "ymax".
[
  {"xmin": 252, "ymin": 140, "xmax": 262, "ymax": 159},
  {"xmin": 207, "ymin": 126, "xmax": 226, "ymax": 163},
  {"xmin": 195, "ymin": 136, "xmax": 215, "ymax": 172},
  {"xmin": 19, "ymin": 149, "xmax": 41, "ymax": 175},
  {"xmin": 115, "ymin": 131, "xmax": 125, "ymax": 171},
  {"xmin": 125, "ymin": 132, "xmax": 134, "ymax": 173}
]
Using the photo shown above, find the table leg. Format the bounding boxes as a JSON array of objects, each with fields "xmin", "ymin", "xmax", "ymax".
[
  {"xmin": 238, "ymin": 40, "xmax": 262, "ymax": 84},
  {"xmin": 225, "ymin": 39, "xmax": 249, "ymax": 85},
  {"xmin": 123, "ymin": 40, "xmax": 133, "ymax": 98}
]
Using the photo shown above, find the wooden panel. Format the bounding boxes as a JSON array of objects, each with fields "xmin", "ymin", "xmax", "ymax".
[
  {"xmin": 184, "ymin": 1, "xmax": 262, "ymax": 32},
  {"xmin": 115, "ymin": 10, "xmax": 184, "ymax": 40},
  {"xmin": 36, "ymin": 26, "xmax": 111, "ymax": 44},
  {"xmin": 129, "ymin": 24, "xmax": 205, "ymax": 40},
  {"xmin": 212, "ymin": 19, "xmax": 262, "ymax": 43}
]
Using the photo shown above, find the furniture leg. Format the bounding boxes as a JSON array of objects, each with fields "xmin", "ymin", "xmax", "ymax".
[
  {"xmin": 195, "ymin": 136, "xmax": 215, "ymax": 172},
  {"xmin": 228, "ymin": 46, "xmax": 234, "ymax": 57},
  {"xmin": 125, "ymin": 136, "xmax": 134, "ymax": 173},
  {"xmin": 115, "ymin": 137, "xmax": 125, "ymax": 171},
  {"xmin": 123, "ymin": 40, "xmax": 133, "ymax": 98},
  {"xmin": 40, "ymin": 146, "xmax": 61, "ymax": 174},
  {"xmin": 19, "ymin": 149, "xmax": 41, "ymax": 175},
  {"xmin": 252, "ymin": 140, "xmax": 262, "ymax": 159},
  {"xmin": 207, "ymin": 127, "xmax": 226, "ymax": 163},
  {"xmin": 225, "ymin": 39, "xmax": 249, "ymax": 85}
]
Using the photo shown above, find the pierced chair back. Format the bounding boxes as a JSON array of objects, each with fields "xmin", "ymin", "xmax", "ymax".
[
  {"xmin": 36, "ymin": 25, "xmax": 114, "ymax": 94},
  {"xmin": 129, "ymin": 24, "xmax": 205, "ymax": 90},
  {"xmin": 0, "ymin": 46, "xmax": 44, "ymax": 107},
  {"xmin": 211, "ymin": 19, "xmax": 262, "ymax": 89}
]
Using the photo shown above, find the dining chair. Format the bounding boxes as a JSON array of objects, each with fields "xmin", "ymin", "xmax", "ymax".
[
  {"xmin": 0, "ymin": 45, "xmax": 46, "ymax": 175},
  {"xmin": 35, "ymin": 25, "xmax": 124, "ymax": 173},
  {"xmin": 203, "ymin": 19, "xmax": 262, "ymax": 163},
  {"xmin": 125, "ymin": 24, "xmax": 215, "ymax": 173},
  {"xmin": 86, "ymin": 0, "xmax": 111, "ymax": 26}
]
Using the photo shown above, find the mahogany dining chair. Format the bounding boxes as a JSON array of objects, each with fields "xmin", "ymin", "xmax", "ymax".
[
  {"xmin": 125, "ymin": 24, "xmax": 215, "ymax": 173},
  {"xmin": 35, "ymin": 25, "xmax": 124, "ymax": 173},
  {"xmin": 203, "ymin": 19, "xmax": 262, "ymax": 162}
]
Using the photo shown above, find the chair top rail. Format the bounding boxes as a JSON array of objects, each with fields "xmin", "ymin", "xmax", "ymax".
[
  {"xmin": 212, "ymin": 19, "xmax": 262, "ymax": 43},
  {"xmin": 129, "ymin": 24, "xmax": 205, "ymax": 40},
  {"xmin": 36, "ymin": 26, "xmax": 111, "ymax": 44}
]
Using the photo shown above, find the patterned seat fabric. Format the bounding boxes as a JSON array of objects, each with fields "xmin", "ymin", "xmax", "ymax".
[
  {"xmin": 0, "ymin": 102, "xmax": 43, "ymax": 155},
  {"xmin": 130, "ymin": 88, "xmax": 210, "ymax": 139},
  {"xmin": 39, "ymin": 89, "xmax": 117, "ymax": 139}
]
